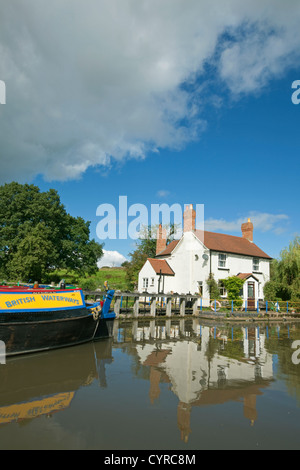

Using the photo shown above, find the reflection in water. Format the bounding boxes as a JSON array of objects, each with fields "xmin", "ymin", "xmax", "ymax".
[
  {"xmin": 0, "ymin": 319, "xmax": 299, "ymax": 449},
  {"xmin": 0, "ymin": 340, "xmax": 113, "ymax": 426},
  {"xmin": 115, "ymin": 320, "xmax": 275, "ymax": 442}
]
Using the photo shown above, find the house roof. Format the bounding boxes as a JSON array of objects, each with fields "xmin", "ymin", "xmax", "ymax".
[
  {"xmin": 156, "ymin": 239, "xmax": 180, "ymax": 257},
  {"xmin": 156, "ymin": 231, "xmax": 272, "ymax": 259},
  {"xmin": 197, "ymin": 231, "xmax": 272, "ymax": 259},
  {"xmin": 236, "ymin": 273, "xmax": 259, "ymax": 282},
  {"xmin": 147, "ymin": 258, "xmax": 175, "ymax": 276}
]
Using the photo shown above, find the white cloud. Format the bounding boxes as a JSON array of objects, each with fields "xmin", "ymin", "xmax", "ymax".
[
  {"xmin": 97, "ymin": 250, "xmax": 128, "ymax": 268},
  {"xmin": 219, "ymin": 18, "xmax": 300, "ymax": 95},
  {"xmin": 157, "ymin": 190, "xmax": 171, "ymax": 198},
  {"xmin": 205, "ymin": 211, "xmax": 289, "ymax": 235},
  {"xmin": 0, "ymin": 0, "xmax": 300, "ymax": 182}
]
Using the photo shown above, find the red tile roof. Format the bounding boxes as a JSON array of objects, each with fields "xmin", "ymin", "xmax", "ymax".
[
  {"xmin": 237, "ymin": 273, "xmax": 259, "ymax": 281},
  {"xmin": 147, "ymin": 258, "xmax": 175, "ymax": 276},
  {"xmin": 156, "ymin": 231, "xmax": 272, "ymax": 259},
  {"xmin": 156, "ymin": 239, "xmax": 180, "ymax": 257},
  {"xmin": 198, "ymin": 231, "xmax": 272, "ymax": 259}
]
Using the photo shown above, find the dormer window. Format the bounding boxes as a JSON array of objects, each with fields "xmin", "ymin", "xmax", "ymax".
[{"xmin": 253, "ymin": 258, "xmax": 260, "ymax": 272}]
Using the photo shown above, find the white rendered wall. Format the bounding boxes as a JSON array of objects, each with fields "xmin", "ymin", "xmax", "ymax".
[{"xmin": 138, "ymin": 233, "xmax": 271, "ymax": 303}]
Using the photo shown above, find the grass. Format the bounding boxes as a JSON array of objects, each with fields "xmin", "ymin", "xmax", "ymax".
[
  {"xmin": 89, "ymin": 267, "xmax": 128, "ymax": 291},
  {"xmin": 46, "ymin": 267, "xmax": 128, "ymax": 291}
]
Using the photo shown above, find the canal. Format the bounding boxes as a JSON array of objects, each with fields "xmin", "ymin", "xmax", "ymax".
[{"xmin": 0, "ymin": 318, "xmax": 300, "ymax": 450}]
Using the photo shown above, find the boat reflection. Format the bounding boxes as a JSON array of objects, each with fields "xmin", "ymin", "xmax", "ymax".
[{"xmin": 0, "ymin": 340, "xmax": 113, "ymax": 426}]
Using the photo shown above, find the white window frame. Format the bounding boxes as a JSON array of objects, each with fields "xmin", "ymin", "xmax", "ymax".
[
  {"xmin": 143, "ymin": 278, "xmax": 149, "ymax": 289},
  {"xmin": 218, "ymin": 280, "xmax": 227, "ymax": 297},
  {"xmin": 218, "ymin": 253, "xmax": 227, "ymax": 268},
  {"xmin": 253, "ymin": 258, "xmax": 260, "ymax": 272}
]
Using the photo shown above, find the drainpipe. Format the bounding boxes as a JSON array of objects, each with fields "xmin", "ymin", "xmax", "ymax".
[{"xmin": 158, "ymin": 269, "xmax": 162, "ymax": 293}]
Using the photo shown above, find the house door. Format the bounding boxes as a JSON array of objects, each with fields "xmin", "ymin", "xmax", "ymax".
[{"xmin": 247, "ymin": 282, "xmax": 255, "ymax": 310}]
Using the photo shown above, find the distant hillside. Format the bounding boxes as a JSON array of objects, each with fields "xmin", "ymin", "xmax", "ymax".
[
  {"xmin": 95, "ymin": 267, "xmax": 128, "ymax": 291},
  {"xmin": 45, "ymin": 267, "xmax": 128, "ymax": 291}
]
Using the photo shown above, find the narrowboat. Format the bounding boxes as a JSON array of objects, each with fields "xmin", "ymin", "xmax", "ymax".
[{"xmin": 0, "ymin": 286, "xmax": 116, "ymax": 357}]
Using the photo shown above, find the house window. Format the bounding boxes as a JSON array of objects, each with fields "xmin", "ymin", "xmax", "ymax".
[
  {"xmin": 218, "ymin": 280, "xmax": 226, "ymax": 297},
  {"xmin": 198, "ymin": 281, "xmax": 203, "ymax": 296},
  {"xmin": 150, "ymin": 278, "xmax": 155, "ymax": 287},
  {"xmin": 253, "ymin": 258, "xmax": 260, "ymax": 272},
  {"xmin": 143, "ymin": 278, "xmax": 149, "ymax": 289},
  {"xmin": 218, "ymin": 253, "xmax": 227, "ymax": 268}
]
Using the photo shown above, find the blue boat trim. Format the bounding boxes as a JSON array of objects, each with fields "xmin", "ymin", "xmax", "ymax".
[
  {"xmin": 0, "ymin": 288, "xmax": 116, "ymax": 356},
  {"xmin": 0, "ymin": 305, "xmax": 85, "ymax": 314},
  {"xmin": 87, "ymin": 290, "xmax": 116, "ymax": 320}
]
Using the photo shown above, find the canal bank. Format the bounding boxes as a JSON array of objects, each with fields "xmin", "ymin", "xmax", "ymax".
[{"xmin": 84, "ymin": 290, "xmax": 300, "ymax": 321}]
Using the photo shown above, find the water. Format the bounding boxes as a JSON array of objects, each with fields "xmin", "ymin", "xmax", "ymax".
[{"xmin": 0, "ymin": 318, "xmax": 300, "ymax": 450}]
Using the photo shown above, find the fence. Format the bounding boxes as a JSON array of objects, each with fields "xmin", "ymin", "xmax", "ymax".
[
  {"xmin": 198, "ymin": 298, "xmax": 300, "ymax": 315},
  {"xmin": 83, "ymin": 291, "xmax": 300, "ymax": 318},
  {"xmin": 83, "ymin": 291, "xmax": 199, "ymax": 317}
]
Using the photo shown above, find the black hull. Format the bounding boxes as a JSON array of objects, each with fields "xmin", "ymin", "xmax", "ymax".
[
  {"xmin": 94, "ymin": 316, "xmax": 115, "ymax": 340},
  {"xmin": 0, "ymin": 309, "xmax": 114, "ymax": 357}
]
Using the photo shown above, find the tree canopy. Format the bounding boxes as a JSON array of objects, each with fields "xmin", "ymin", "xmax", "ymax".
[
  {"xmin": 264, "ymin": 236, "xmax": 300, "ymax": 301},
  {"xmin": 124, "ymin": 224, "xmax": 175, "ymax": 290},
  {"xmin": 0, "ymin": 182, "xmax": 103, "ymax": 282},
  {"xmin": 222, "ymin": 276, "xmax": 244, "ymax": 308}
]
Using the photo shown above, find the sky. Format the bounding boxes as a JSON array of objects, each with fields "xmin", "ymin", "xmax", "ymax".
[{"xmin": 0, "ymin": 0, "xmax": 299, "ymax": 266}]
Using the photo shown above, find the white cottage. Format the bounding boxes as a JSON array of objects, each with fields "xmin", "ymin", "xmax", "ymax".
[{"xmin": 138, "ymin": 205, "xmax": 272, "ymax": 307}]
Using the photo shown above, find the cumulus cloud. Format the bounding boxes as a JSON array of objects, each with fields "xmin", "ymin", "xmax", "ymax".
[
  {"xmin": 205, "ymin": 211, "xmax": 289, "ymax": 235},
  {"xmin": 97, "ymin": 250, "xmax": 128, "ymax": 268},
  {"xmin": 0, "ymin": 0, "xmax": 300, "ymax": 183}
]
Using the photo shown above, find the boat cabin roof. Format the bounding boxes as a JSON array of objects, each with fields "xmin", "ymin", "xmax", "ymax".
[{"xmin": 0, "ymin": 286, "xmax": 80, "ymax": 293}]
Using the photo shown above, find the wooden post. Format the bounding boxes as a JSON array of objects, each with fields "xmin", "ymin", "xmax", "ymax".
[
  {"xmin": 180, "ymin": 297, "xmax": 186, "ymax": 317},
  {"xmin": 113, "ymin": 320, "xmax": 119, "ymax": 342},
  {"xmin": 166, "ymin": 319, "xmax": 171, "ymax": 337},
  {"xmin": 150, "ymin": 296, "xmax": 156, "ymax": 317},
  {"xmin": 114, "ymin": 296, "xmax": 121, "ymax": 316},
  {"xmin": 132, "ymin": 321, "xmax": 138, "ymax": 340},
  {"xmin": 133, "ymin": 296, "xmax": 140, "ymax": 317},
  {"xmin": 166, "ymin": 296, "xmax": 172, "ymax": 317},
  {"xmin": 192, "ymin": 298, "xmax": 198, "ymax": 315}
]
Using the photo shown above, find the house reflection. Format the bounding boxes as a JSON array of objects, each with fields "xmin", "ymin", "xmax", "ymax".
[{"xmin": 116, "ymin": 319, "xmax": 273, "ymax": 443}]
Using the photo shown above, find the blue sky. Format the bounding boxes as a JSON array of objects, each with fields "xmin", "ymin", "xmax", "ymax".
[
  {"xmin": 0, "ymin": 1, "xmax": 299, "ymax": 265},
  {"xmin": 36, "ymin": 67, "xmax": 299, "ymax": 262}
]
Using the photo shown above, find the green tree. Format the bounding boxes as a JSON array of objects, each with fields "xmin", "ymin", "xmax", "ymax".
[
  {"xmin": 264, "ymin": 236, "xmax": 300, "ymax": 301},
  {"xmin": 125, "ymin": 224, "xmax": 175, "ymax": 290},
  {"xmin": 0, "ymin": 182, "xmax": 103, "ymax": 282},
  {"xmin": 206, "ymin": 273, "xmax": 220, "ymax": 300},
  {"xmin": 7, "ymin": 223, "xmax": 56, "ymax": 282},
  {"xmin": 222, "ymin": 276, "xmax": 245, "ymax": 308}
]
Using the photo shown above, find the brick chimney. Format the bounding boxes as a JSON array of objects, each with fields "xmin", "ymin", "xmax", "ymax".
[
  {"xmin": 241, "ymin": 218, "xmax": 254, "ymax": 242},
  {"xmin": 156, "ymin": 224, "xmax": 167, "ymax": 255},
  {"xmin": 183, "ymin": 204, "xmax": 196, "ymax": 233}
]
